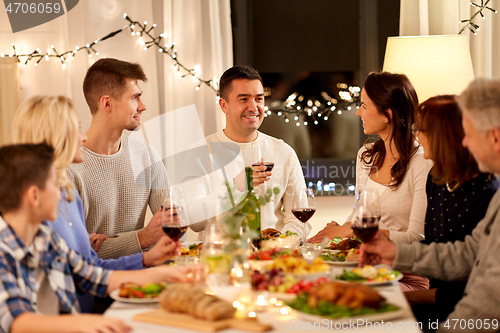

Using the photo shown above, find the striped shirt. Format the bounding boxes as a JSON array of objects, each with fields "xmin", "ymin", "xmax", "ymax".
[{"xmin": 0, "ymin": 216, "xmax": 110, "ymax": 332}]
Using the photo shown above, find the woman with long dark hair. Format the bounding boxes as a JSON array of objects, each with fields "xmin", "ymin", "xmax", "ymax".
[{"xmin": 310, "ymin": 72, "xmax": 433, "ymax": 291}]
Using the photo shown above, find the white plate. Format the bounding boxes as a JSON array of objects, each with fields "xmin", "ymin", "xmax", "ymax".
[
  {"xmin": 109, "ymin": 290, "xmax": 160, "ymax": 304},
  {"xmin": 290, "ymin": 306, "xmax": 409, "ymax": 324},
  {"xmin": 324, "ymin": 260, "xmax": 358, "ymax": 267},
  {"xmin": 334, "ymin": 265, "xmax": 403, "ymax": 286},
  {"xmin": 322, "ymin": 249, "xmax": 340, "ymax": 254},
  {"xmin": 261, "ymin": 235, "xmax": 300, "ymax": 250},
  {"xmin": 292, "ymin": 271, "xmax": 332, "ymax": 281}
]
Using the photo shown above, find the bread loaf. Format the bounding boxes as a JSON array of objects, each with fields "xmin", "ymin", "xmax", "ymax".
[{"xmin": 159, "ymin": 284, "xmax": 236, "ymax": 321}]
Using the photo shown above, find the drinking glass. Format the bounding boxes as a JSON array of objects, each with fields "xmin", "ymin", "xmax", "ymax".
[
  {"xmin": 200, "ymin": 217, "xmax": 231, "ymax": 274},
  {"xmin": 292, "ymin": 188, "xmax": 316, "ymax": 247},
  {"xmin": 251, "ymin": 139, "xmax": 274, "ymax": 172},
  {"xmin": 161, "ymin": 187, "xmax": 189, "ymax": 241},
  {"xmin": 351, "ymin": 189, "xmax": 380, "ymax": 242}
]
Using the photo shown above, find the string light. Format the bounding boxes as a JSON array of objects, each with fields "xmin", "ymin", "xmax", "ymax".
[
  {"xmin": 266, "ymin": 84, "xmax": 360, "ymax": 125},
  {"xmin": 2, "ymin": 14, "xmax": 218, "ymax": 93},
  {"xmin": 459, "ymin": 0, "xmax": 497, "ymax": 35}
]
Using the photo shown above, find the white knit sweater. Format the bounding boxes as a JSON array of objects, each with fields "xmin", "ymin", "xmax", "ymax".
[
  {"xmin": 354, "ymin": 145, "xmax": 433, "ymax": 243},
  {"xmin": 181, "ymin": 130, "xmax": 310, "ymax": 239},
  {"xmin": 67, "ymin": 135, "xmax": 169, "ymax": 259}
]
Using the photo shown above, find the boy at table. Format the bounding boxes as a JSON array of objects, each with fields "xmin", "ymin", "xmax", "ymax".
[
  {"xmin": 181, "ymin": 65, "xmax": 309, "ymax": 239},
  {"xmin": 0, "ymin": 143, "xmax": 195, "ymax": 333},
  {"xmin": 361, "ymin": 78, "xmax": 500, "ymax": 332}
]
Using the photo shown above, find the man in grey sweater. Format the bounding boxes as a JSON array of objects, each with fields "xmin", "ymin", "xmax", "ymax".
[
  {"xmin": 68, "ymin": 58, "xmax": 171, "ymax": 259},
  {"xmin": 361, "ymin": 78, "xmax": 500, "ymax": 332}
]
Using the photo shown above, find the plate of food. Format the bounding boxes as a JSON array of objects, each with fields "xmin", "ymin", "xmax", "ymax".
[
  {"xmin": 335, "ymin": 265, "xmax": 403, "ymax": 286},
  {"xmin": 180, "ymin": 242, "xmax": 202, "ymax": 256},
  {"xmin": 320, "ymin": 249, "xmax": 358, "ymax": 266},
  {"xmin": 327, "ymin": 237, "xmax": 361, "ymax": 251},
  {"xmin": 248, "ymin": 248, "xmax": 301, "ymax": 271},
  {"xmin": 251, "ymin": 267, "xmax": 329, "ymax": 301},
  {"xmin": 264, "ymin": 256, "xmax": 331, "ymax": 275},
  {"xmin": 261, "ymin": 228, "xmax": 300, "ymax": 250},
  {"xmin": 110, "ymin": 282, "xmax": 167, "ymax": 303},
  {"xmin": 287, "ymin": 281, "xmax": 407, "ymax": 323}
]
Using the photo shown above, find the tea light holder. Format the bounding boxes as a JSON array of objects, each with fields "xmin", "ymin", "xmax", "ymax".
[{"xmin": 252, "ymin": 291, "xmax": 269, "ymax": 312}]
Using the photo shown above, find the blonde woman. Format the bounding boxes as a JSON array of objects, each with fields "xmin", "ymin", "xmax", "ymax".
[{"xmin": 11, "ymin": 96, "xmax": 180, "ymax": 312}]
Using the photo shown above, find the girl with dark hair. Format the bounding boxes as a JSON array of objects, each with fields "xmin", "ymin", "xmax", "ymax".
[
  {"xmin": 310, "ymin": 72, "xmax": 433, "ymax": 291},
  {"xmin": 407, "ymin": 95, "xmax": 498, "ymax": 327}
]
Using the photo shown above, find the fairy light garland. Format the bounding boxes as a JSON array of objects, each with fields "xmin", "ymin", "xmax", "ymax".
[
  {"xmin": 459, "ymin": 0, "xmax": 497, "ymax": 35},
  {"xmin": 1, "ymin": 14, "xmax": 217, "ymax": 93},
  {"xmin": 263, "ymin": 84, "xmax": 361, "ymax": 126},
  {"xmin": 123, "ymin": 14, "xmax": 217, "ymax": 93}
]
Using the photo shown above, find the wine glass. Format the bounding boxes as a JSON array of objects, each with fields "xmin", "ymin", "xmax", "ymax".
[
  {"xmin": 251, "ymin": 139, "xmax": 274, "ymax": 172},
  {"xmin": 351, "ymin": 189, "xmax": 380, "ymax": 242},
  {"xmin": 161, "ymin": 187, "xmax": 189, "ymax": 241},
  {"xmin": 292, "ymin": 188, "xmax": 316, "ymax": 248}
]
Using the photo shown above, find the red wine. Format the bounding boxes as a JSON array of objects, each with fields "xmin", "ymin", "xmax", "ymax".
[
  {"xmin": 352, "ymin": 216, "xmax": 379, "ymax": 242},
  {"xmin": 292, "ymin": 208, "xmax": 316, "ymax": 223},
  {"xmin": 252, "ymin": 162, "xmax": 274, "ymax": 172},
  {"xmin": 162, "ymin": 226, "xmax": 188, "ymax": 240},
  {"xmin": 361, "ymin": 216, "xmax": 380, "ymax": 224}
]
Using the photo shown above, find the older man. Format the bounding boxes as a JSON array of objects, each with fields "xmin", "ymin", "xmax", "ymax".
[{"xmin": 361, "ymin": 78, "xmax": 500, "ymax": 332}]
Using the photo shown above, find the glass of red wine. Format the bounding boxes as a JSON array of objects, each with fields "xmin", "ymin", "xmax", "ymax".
[
  {"xmin": 292, "ymin": 188, "xmax": 316, "ymax": 247},
  {"xmin": 351, "ymin": 189, "xmax": 380, "ymax": 242},
  {"xmin": 162, "ymin": 187, "xmax": 189, "ymax": 241},
  {"xmin": 251, "ymin": 139, "xmax": 274, "ymax": 172}
]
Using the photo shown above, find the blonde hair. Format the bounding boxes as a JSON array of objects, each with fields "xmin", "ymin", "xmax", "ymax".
[{"xmin": 11, "ymin": 95, "xmax": 79, "ymax": 201}]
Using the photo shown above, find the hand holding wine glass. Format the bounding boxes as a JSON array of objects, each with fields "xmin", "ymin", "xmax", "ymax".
[
  {"xmin": 351, "ymin": 189, "xmax": 380, "ymax": 242},
  {"xmin": 292, "ymin": 188, "xmax": 316, "ymax": 248},
  {"xmin": 162, "ymin": 187, "xmax": 189, "ymax": 241}
]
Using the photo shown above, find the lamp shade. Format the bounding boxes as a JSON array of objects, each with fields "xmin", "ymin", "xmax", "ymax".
[{"xmin": 382, "ymin": 35, "xmax": 475, "ymax": 103}]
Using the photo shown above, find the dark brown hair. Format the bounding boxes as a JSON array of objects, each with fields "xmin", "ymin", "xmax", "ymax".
[
  {"xmin": 219, "ymin": 65, "xmax": 263, "ymax": 100},
  {"xmin": 0, "ymin": 143, "xmax": 54, "ymax": 213},
  {"xmin": 416, "ymin": 95, "xmax": 481, "ymax": 188},
  {"xmin": 83, "ymin": 58, "xmax": 148, "ymax": 114},
  {"xmin": 361, "ymin": 72, "xmax": 419, "ymax": 189}
]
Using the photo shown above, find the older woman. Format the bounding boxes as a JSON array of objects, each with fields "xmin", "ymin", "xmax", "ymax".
[
  {"xmin": 407, "ymin": 95, "xmax": 498, "ymax": 325},
  {"xmin": 310, "ymin": 72, "xmax": 433, "ymax": 291}
]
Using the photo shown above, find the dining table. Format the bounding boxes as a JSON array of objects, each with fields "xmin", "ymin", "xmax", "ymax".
[{"xmin": 104, "ymin": 265, "xmax": 424, "ymax": 333}]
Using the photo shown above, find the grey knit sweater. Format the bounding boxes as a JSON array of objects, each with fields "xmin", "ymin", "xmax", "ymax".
[
  {"xmin": 395, "ymin": 190, "xmax": 500, "ymax": 332},
  {"xmin": 67, "ymin": 136, "xmax": 168, "ymax": 259}
]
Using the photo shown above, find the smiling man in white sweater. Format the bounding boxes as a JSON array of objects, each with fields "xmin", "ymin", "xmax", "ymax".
[{"xmin": 182, "ymin": 65, "xmax": 310, "ymax": 239}]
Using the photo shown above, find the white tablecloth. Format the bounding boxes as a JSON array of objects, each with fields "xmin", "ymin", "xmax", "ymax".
[{"xmin": 104, "ymin": 283, "xmax": 423, "ymax": 332}]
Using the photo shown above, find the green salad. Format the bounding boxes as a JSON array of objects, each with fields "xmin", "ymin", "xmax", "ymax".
[
  {"xmin": 336, "ymin": 266, "xmax": 401, "ymax": 283},
  {"xmin": 287, "ymin": 293, "xmax": 399, "ymax": 319}
]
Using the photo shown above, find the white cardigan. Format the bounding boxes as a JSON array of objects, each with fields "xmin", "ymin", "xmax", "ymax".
[{"xmin": 354, "ymin": 145, "xmax": 433, "ymax": 244}]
